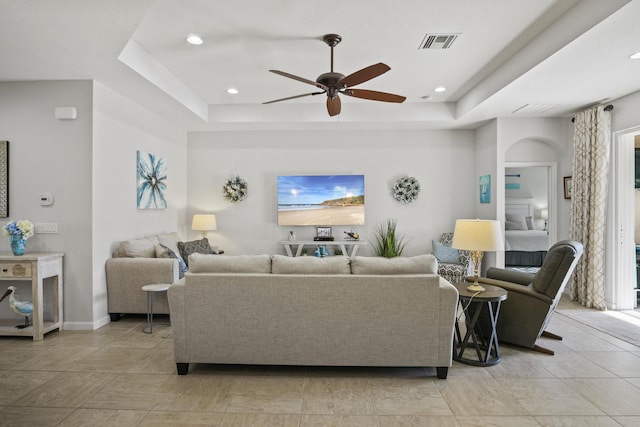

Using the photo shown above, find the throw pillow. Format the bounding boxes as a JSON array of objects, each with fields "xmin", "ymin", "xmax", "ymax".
[
  {"xmin": 157, "ymin": 244, "xmax": 188, "ymax": 278},
  {"xmin": 525, "ymin": 216, "xmax": 534, "ymax": 230},
  {"xmin": 119, "ymin": 237, "xmax": 158, "ymax": 258},
  {"xmin": 178, "ymin": 238, "xmax": 212, "ymax": 267},
  {"xmin": 157, "ymin": 232, "xmax": 187, "ymax": 265},
  {"xmin": 432, "ymin": 240, "xmax": 460, "ymax": 264}
]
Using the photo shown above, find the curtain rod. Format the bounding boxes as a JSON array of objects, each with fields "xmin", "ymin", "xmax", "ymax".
[{"xmin": 571, "ymin": 104, "xmax": 614, "ymax": 122}]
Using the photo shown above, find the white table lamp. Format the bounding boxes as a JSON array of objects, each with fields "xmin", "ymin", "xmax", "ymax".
[
  {"xmin": 540, "ymin": 209, "xmax": 549, "ymax": 231},
  {"xmin": 452, "ymin": 219, "xmax": 504, "ymax": 292},
  {"xmin": 191, "ymin": 214, "xmax": 217, "ymax": 238}
]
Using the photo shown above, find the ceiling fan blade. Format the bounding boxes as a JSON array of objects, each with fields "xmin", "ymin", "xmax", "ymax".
[
  {"xmin": 263, "ymin": 91, "xmax": 324, "ymax": 104},
  {"xmin": 327, "ymin": 96, "xmax": 341, "ymax": 116},
  {"xmin": 339, "ymin": 63, "xmax": 391, "ymax": 88},
  {"xmin": 269, "ymin": 70, "xmax": 327, "ymax": 90},
  {"xmin": 343, "ymin": 88, "xmax": 406, "ymax": 103}
]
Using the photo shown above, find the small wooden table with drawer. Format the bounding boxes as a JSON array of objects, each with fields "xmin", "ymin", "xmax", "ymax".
[{"xmin": 0, "ymin": 252, "xmax": 64, "ymax": 341}]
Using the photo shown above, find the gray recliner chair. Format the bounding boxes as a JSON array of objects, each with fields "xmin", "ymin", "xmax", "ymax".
[{"xmin": 472, "ymin": 240, "xmax": 583, "ymax": 354}]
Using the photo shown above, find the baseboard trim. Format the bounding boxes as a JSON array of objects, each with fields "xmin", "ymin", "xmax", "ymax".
[{"xmin": 63, "ymin": 315, "xmax": 110, "ymax": 331}]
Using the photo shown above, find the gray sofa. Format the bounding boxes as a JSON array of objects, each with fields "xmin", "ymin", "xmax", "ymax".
[
  {"xmin": 168, "ymin": 253, "xmax": 459, "ymax": 379},
  {"xmin": 105, "ymin": 232, "xmax": 184, "ymax": 321}
]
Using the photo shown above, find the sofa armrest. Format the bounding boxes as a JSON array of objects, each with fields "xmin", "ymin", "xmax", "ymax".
[
  {"xmin": 486, "ymin": 267, "xmax": 535, "ymax": 285},
  {"xmin": 105, "ymin": 257, "xmax": 179, "ymax": 315},
  {"xmin": 473, "ymin": 276, "xmax": 553, "ymax": 305},
  {"xmin": 167, "ymin": 282, "xmax": 186, "ymax": 362}
]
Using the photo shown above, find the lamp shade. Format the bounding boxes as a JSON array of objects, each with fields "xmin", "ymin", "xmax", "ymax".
[
  {"xmin": 540, "ymin": 209, "xmax": 549, "ymax": 220},
  {"xmin": 452, "ymin": 219, "xmax": 504, "ymax": 251},
  {"xmin": 191, "ymin": 214, "xmax": 217, "ymax": 232}
]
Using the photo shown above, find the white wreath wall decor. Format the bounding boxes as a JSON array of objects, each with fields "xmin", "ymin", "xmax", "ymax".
[
  {"xmin": 393, "ymin": 175, "xmax": 420, "ymax": 204},
  {"xmin": 222, "ymin": 175, "xmax": 248, "ymax": 203}
]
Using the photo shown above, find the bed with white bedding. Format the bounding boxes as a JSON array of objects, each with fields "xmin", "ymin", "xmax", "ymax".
[{"xmin": 505, "ymin": 202, "xmax": 549, "ymax": 267}]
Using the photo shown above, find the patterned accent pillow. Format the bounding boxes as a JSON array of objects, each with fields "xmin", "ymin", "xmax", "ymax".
[
  {"xmin": 177, "ymin": 238, "xmax": 212, "ymax": 267},
  {"xmin": 158, "ymin": 244, "xmax": 188, "ymax": 278}
]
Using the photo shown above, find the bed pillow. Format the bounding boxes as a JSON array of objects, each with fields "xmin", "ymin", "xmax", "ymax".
[
  {"xmin": 505, "ymin": 213, "xmax": 527, "ymax": 230},
  {"xmin": 432, "ymin": 240, "xmax": 460, "ymax": 264},
  {"xmin": 525, "ymin": 216, "xmax": 535, "ymax": 230}
]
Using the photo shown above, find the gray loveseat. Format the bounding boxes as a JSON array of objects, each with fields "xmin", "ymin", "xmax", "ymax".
[
  {"xmin": 105, "ymin": 232, "xmax": 184, "ymax": 321},
  {"xmin": 168, "ymin": 253, "xmax": 459, "ymax": 379}
]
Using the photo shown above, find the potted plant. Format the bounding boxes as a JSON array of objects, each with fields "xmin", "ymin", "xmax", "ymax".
[{"xmin": 374, "ymin": 219, "xmax": 406, "ymax": 258}]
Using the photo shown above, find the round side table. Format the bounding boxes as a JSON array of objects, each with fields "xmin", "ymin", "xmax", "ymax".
[
  {"xmin": 141, "ymin": 283, "xmax": 171, "ymax": 334},
  {"xmin": 452, "ymin": 282, "xmax": 507, "ymax": 366}
]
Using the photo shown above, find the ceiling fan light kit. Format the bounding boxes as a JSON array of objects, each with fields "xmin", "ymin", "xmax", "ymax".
[{"xmin": 264, "ymin": 34, "xmax": 406, "ymax": 117}]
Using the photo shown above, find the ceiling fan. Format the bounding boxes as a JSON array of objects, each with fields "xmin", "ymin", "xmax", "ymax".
[{"xmin": 264, "ymin": 34, "xmax": 406, "ymax": 116}]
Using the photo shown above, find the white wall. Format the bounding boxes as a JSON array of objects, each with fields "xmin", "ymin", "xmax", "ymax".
[
  {"xmin": 92, "ymin": 82, "xmax": 188, "ymax": 329},
  {"xmin": 0, "ymin": 81, "xmax": 93, "ymax": 324},
  {"xmin": 474, "ymin": 120, "xmax": 500, "ymax": 268},
  {"xmin": 187, "ymin": 129, "xmax": 476, "ymax": 257}
]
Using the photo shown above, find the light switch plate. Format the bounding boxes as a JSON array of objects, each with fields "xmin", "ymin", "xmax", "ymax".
[{"xmin": 35, "ymin": 223, "xmax": 58, "ymax": 234}]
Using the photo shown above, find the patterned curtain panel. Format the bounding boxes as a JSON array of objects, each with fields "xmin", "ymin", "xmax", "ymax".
[{"xmin": 569, "ymin": 105, "xmax": 611, "ymax": 309}]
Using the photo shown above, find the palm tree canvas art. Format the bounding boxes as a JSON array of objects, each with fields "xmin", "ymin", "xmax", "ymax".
[{"xmin": 137, "ymin": 150, "xmax": 167, "ymax": 209}]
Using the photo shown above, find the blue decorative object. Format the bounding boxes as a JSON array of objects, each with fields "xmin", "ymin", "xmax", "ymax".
[
  {"xmin": 0, "ymin": 285, "xmax": 32, "ymax": 328},
  {"xmin": 3, "ymin": 220, "xmax": 34, "ymax": 255},
  {"xmin": 10, "ymin": 235, "xmax": 25, "ymax": 256}
]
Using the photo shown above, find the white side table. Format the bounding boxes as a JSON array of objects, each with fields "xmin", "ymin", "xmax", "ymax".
[
  {"xmin": 141, "ymin": 283, "xmax": 170, "ymax": 334},
  {"xmin": 0, "ymin": 252, "xmax": 64, "ymax": 341}
]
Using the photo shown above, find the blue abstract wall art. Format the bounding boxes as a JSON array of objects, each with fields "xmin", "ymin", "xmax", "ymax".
[{"xmin": 137, "ymin": 150, "xmax": 167, "ymax": 209}]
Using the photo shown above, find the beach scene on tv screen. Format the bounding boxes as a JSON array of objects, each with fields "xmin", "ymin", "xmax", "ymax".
[{"xmin": 278, "ymin": 175, "xmax": 365, "ymax": 226}]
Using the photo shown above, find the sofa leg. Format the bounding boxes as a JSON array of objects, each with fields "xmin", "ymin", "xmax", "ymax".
[
  {"xmin": 177, "ymin": 363, "xmax": 189, "ymax": 375},
  {"xmin": 436, "ymin": 367, "xmax": 448, "ymax": 379},
  {"xmin": 109, "ymin": 313, "xmax": 121, "ymax": 322}
]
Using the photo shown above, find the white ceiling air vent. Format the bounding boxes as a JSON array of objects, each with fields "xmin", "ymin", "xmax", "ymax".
[
  {"xmin": 419, "ymin": 33, "xmax": 459, "ymax": 50},
  {"xmin": 512, "ymin": 104, "xmax": 556, "ymax": 114}
]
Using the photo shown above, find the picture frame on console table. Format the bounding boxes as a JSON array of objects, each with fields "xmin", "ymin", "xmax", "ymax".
[{"xmin": 316, "ymin": 227, "xmax": 332, "ymax": 238}]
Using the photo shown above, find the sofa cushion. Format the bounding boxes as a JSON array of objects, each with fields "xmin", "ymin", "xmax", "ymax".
[
  {"xmin": 178, "ymin": 238, "xmax": 212, "ymax": 266},
  {"xmin": 432, "ymin": 240, "xmax": 460, "ymax": 264},
  {"xmin": 271, "ymin": 254, "xmax": 351, "ymax": 274},
  {"xmin": 118, "ymin": 236, "xmax": 158, "ymax": 258},
  {"xmin": 156, "ymin": 244, "xmax": 188, "ymax": 278},
  {"xmin": 188, "ymin": 253, "xmax": 272, "ymax": 274},
  {"xmin": 351, "ymin": 255, "xmax": 437, "ymax": 275}
]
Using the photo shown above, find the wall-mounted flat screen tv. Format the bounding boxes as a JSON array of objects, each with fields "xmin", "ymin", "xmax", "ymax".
[{"xmin": 277, "ymin": 175, "xmax": 365, "ymax": 226}]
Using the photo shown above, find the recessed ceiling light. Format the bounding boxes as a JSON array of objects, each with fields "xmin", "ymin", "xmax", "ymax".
[
  {"xmin": 186, "ymin": 34, "xmax": 203, "ymax": 45},
  {"xmin": 434, "ymin": 86, "xmax": 446, "ymax": 93},
  {"xmin": 227, "ymin": 88, "xmax": 239, "ymax": 95},
  {"xmin": 630, "ymin": 51, "xmax": 640, "ymax": 59}
]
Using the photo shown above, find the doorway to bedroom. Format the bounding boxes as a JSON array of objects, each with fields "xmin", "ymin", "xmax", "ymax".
[{"xmin": 504, "ymin": 163, "xmax": 556, "ymax": 274}]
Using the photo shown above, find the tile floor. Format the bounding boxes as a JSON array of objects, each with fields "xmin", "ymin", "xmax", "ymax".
[{"xmin": 1, "ymin": 298, "xmax": 640, "ymax": 426}]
